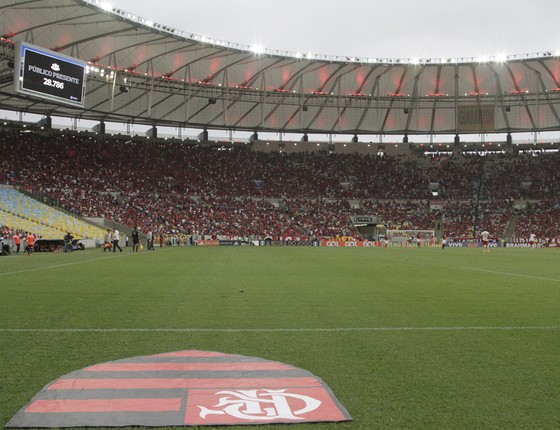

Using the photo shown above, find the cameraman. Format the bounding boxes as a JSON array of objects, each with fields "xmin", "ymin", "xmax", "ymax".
[{"xmin": 64, "ymin": 232, "xmax": 74, "ymax": 253}]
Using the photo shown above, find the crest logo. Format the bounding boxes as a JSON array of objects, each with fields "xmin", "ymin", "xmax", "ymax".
[
  {"xmin": 8, "ymin": 350, "xmax": 351, "ymax": 427},
  {"xmin": 199, "ymin": 389, "xmax": 322, "ymax": 421},
  {"xmin": 51, "ymin": 63, "xmax": 60, "ymax": 72}
]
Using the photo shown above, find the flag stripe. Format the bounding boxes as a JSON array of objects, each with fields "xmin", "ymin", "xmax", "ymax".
[
  {"xmin": 154, "ymin": 351, "xmax": 228, "ymax": 357},
  {"xmin": 86, "ymin": 362, "xmax": 293, "ymax": 372},
  {"xmin": 49, "ymin": 377, "xmax": 322, "ymax": 390},
  {"xmin": 25, "ymin": 398, "xmax": 182, "ymax": 413}
]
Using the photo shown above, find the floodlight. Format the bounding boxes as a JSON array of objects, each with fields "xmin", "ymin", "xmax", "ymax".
[
  {"xmin": 495, "ymin": 53, "xmax": 508, "ymax": 63},
  {"xmin": 251, "ymin": 45, "xmax": 265, "ymax": 55},
  {"xmin": 99, "ymin": 2, "xmax": 112, "ymax": 11}
]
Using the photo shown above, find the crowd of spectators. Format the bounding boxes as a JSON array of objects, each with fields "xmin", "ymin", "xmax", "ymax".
[
  {"xmin": 1, "ymin": 128, "xmax": 558, "ymax": 241},
  {"xmin": 514, "ymin": 199, "xmax": 560, "ymax": 241}
]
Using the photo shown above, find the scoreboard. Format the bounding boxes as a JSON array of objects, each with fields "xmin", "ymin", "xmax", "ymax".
[{"xmin": 14, "ymin": 42, "xmax": 87, "ymax": 108}]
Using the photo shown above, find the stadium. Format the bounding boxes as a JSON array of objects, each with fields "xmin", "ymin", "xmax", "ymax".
[{"xmin": 0, "ymin": 0, "xmax": 559, "ymax": 429}]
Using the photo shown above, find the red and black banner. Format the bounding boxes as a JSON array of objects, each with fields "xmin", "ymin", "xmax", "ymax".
[{"xmin": 6, "ymin": 350, "xmax": 351, "ymax": 427}]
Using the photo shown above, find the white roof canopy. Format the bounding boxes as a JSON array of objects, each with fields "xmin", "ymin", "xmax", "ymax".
[{"xmin": 1, "ymin": 0, "xmax": 560, "ymax": 135}]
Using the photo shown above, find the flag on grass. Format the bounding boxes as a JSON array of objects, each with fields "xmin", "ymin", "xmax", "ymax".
[{"xmin": 6, "ymin": 350, "xmax": 351, "ymax": 427}]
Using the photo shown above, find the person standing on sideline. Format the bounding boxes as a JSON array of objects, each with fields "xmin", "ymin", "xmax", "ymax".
[
  {"xmin": 131, "ymin": 227, "xmax": 140, "ymax": 252},
  {"xmin": 442, "ymin": 234, "xmax": 447, "ymax": 250},
  {"xmin": 529, "ymin": 232, "xmax": 536, "ymax": 248},
  {"xmin": 103, "ymin": 229, "xmax": 112, "ymax": 252},
  {"xmin": 481, "ymin": 230, "xmax": 490, "ymax": 252},
  {"xmin": 147, "ymin": 230, "xmax": 154, "ymax": 251},
  {"xmin": 124, "ymin": 233, "xmax": 129, "ymax": 247},
  {"xmin": 13, "ymin": 232, "xmax": 21, "ymax": 254},
  {"xmin": 64, "ymin": 232, "xmax": 74, "ymax": 252},
  {"xmin": 25, "ymin": 231, "xmax": 35, "ymax": 256},
  {"xmin": 112, "ymin": 229, "xmax": 123, "ymax": 252}
]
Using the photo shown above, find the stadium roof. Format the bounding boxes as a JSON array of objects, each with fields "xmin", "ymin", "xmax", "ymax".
[{"xmin": 1, "ymin": 0, "xmax": 560, "ymax": 136}]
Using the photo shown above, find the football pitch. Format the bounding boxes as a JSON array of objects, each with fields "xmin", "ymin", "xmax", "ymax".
[{"xmin": 1, "ymin": 246, "xmax": 559, "ymax": 429}]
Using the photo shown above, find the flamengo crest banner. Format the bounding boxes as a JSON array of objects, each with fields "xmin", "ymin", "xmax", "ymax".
[{"xmin": 6, "ymin": 350, "xmax": 351, "ymax": 427}]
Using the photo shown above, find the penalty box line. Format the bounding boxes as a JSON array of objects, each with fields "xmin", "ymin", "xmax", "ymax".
[
  {"xmin": 1, "ymin": 326, "xmax": 560, "ymax": 333},
  {"xmin": 462, "ymin": 267, "xmax": 560, "ymax": 283}
]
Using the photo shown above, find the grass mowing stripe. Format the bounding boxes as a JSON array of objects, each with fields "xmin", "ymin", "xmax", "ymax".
[
  {"xmin": 462, "ymin": 266, "xmax": 560, "ymax": 282},
  {"xmin": 1, "ymin": 326, "xmax": 560, "ymax": 333},
  {"xmin": 0, "ymin": 251, "xmax": 152, "ymax": 276}
]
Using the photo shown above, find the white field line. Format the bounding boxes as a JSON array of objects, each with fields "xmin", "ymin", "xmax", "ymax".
[
  {"xmin": 0, "ymin": 252, "xmax": 134, "ymax": 277},
  {"xmin": 0, "ymin": 326, "xmax": 559, "ymax": 333},
  {"xmin": 462, "ymin": 267, "xmax": 560, "ymax": 283}
]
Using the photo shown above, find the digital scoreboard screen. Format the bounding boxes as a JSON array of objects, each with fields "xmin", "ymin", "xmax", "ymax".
[{"xmin": 14, "ymin": 42, "xmax": 87, "ymax": 108}]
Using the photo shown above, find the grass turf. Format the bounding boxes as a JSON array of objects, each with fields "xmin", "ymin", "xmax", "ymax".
[{"xmin": 0, "ymin": 246, "xmax": 559, "ymax": 429}]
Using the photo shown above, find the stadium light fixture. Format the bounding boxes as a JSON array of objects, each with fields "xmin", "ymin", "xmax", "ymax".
[
  {"xmin": 99, "ymin": 2, "xmax": 112, "ymax": 11},
  {"xmin": 476, "ymin": 55, "xmax": 489, "ymax": 63},
  {"xmin": 411, "ymin": 57, "xmax": 420, "ymax": 65},
  {"xmin": 251, "ymin": 45, "xmax": 265, "ymax": 55},
  {"xmin": 495, "ymin": 53, "xmax": 508, "ymax": 63}
]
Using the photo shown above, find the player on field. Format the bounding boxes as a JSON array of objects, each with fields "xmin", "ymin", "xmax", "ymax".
[
  {"xmin": 25, "ymin": 231, "xmax": 35, "ymax": 256},
  {"xmin": 13, "ymin": 232, "xmax": 21, "ymax": 254},
  {"xmin": 383, "ymin": 235, "xmax": 389, "ymax": 248},
  {"xmin": 529, "ymin": 233, "xmax": 536, "ymax": 248},
  {"xmin": 441, "ymin": 234, "xmax": 447, "ymax": 250},
  {"xmin": 480, "ymin": 230, "xmax": 490, "ymax": 252}
]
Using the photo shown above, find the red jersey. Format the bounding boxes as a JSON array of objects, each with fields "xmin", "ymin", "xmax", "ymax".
[{"xmin": 26, "ymin": 234, "xmax": 35, "ymax": 246}]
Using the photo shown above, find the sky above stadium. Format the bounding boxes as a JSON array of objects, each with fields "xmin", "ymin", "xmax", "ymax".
[{"xmin": 107, "ymin": 0, "xmax": 559, "ymax": 59}]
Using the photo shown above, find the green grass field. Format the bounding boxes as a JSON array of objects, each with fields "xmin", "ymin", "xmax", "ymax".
[{"xmin": 1, "ymin": 246, "xmax": 559, "ymax": 429}]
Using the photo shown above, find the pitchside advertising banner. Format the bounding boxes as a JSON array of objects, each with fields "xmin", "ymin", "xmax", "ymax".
[
  {"xmin": 505, "ymin": 242, "xmax": 544, "ymax": 248},
  {"xmin": 6, "ymin": 350, "xmax": 351, "ymax": 428},
  {"xmin": 255, "ymin": 240, "xmax": 321, "ymax": 246},
  {"xmin": 321, "ymin": 240, "xmax": 381, "ymax": 247},
  {"xmin": 197, "ymin": 240, "xmax": 245, "ymax": 246},
  {"xmin": 251, "ymin": 240, "xmax": 381, "ymax": 247},
  {"xmin": 446, "ymin": 238, "xmax": 502, "ymax": 248}
]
